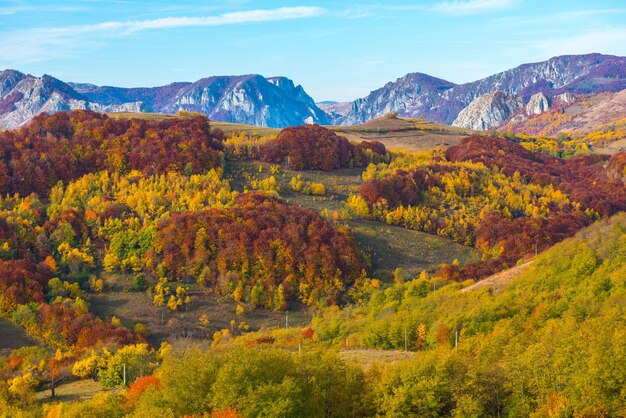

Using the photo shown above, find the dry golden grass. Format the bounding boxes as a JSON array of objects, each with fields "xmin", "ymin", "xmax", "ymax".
[
  {"xmin": 36, "ymin": 379, "xmax": 103, "ymax": 404},
  {"xmin": 339, "ymin": 348, "xmax": 415, "ymax": 369},
  {"xmin": 89, "ymin": 273, "xmax": 312, "ymax": 348},
  {"xmin": 330, "ymin": 116, "xmax": 474, "ymax": 152},
  {"xmin": 106, "ymin": 112, "xmax": 280, "ymax": 136},
  {"xmin": 461, "ymin": 260, "xmax": 534, "ymax": 294},
  {"xmin": 106, "ymin": 112, "xmax": 472, "ymax": 150}
]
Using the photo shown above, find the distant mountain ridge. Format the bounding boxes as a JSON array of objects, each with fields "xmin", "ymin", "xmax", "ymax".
[
  {"xmin": 0, "ymin": 70, "xmax": 143, "ymax": 130},
  {"xmin": 336, "ymin": 53, "xmax": 626, "ymax": 128},
  {"xmin": 0, "ymin": 71, "xmax": 328, "ymax": 129},
  {"xmin": 2, "ymin": 53, "xmax": 626, "ymax": 130}
]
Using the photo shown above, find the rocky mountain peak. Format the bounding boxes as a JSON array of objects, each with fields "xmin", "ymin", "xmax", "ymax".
[
  {"xmin": 0, "ymin": 71, "xmax": 327, "ymax": 129},
  {"xmin": 337, "ymin": 53, "xmax": 626, "ymax": 127}
]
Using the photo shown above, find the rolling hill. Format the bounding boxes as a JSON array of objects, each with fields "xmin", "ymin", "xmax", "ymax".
[{"xmin": 0, "ymin": 109, "xmax": 623, "ymax": 417}]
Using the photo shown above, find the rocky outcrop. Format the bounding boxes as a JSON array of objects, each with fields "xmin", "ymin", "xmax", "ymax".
[
  {"xmin": 335, "ymin": 72, "xmax": 458, "ymax": 125},
  {"xmin": 452, "ymin": 91, "xmax": 523, "ymax": 131},
  {"xmin": 337, "ymin": 53, "xmax": 626, "ymax": 126},
  {"xmin": 554, "ymin": 92, "xmax": 576, "ymax": 104},
  {"xmin": 0, "ymin": 71, "xmax": 328, "ymax": 129},
  {"xmin": 3, "ymin": 53, "xmax": 626, "ymax": 130},
  {"xmin": 525, "ymin": 92, "xmax": 550, "ymax": 115},
  {"xmin": 316, "ymin": 101, "xmax": 352, "ymax": 120}
]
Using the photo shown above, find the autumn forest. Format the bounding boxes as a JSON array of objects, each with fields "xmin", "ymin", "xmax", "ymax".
[{"xmin": 0, "ymin": 110, "xmax": 624, "ymax": 417}]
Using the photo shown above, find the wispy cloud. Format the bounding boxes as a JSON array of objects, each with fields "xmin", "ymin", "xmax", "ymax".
[
  {"xmin": 432, "ymin": 0, "xmax": 516, "ymax": 15},
  {"xmin": 0, "ymin": 6, "xmax": 325, "ymax": 65},
  {"xmin": 338, "ymin": 4, "xmax": 427, "ymax": 19}
]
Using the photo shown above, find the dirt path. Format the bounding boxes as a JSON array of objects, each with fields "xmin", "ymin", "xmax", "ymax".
[{"xmin": 461, "ymin": 260, "xmax": 534, "ymax": 293}]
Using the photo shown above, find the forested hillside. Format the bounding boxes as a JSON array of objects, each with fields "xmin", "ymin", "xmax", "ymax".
[
  {"xmin": 0, "ymin": 110, "xmax": 623, "ymax": 417},
  {"xmin": 347, "ymin": 135, "xmax": 625, "ymax": 281}
]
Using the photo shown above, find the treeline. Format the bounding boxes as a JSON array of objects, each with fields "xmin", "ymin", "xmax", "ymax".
[
  {"xmin": 258, "ymin": 124, "xmax": 389, "ymax": 170},
  {"xmin": 45, "ymin": 170, "xmax": 367, "ymax": 309},
  {"xmin": 352, "ymin": 136, "xmax": 626, "ymax": 280},
  {"xmin": 150, "ymin": 193, "xmax": 368, "ymax": 308},
  {"xmin": 0, "ymin": 110, "xmax": 224, "ymax": 196}
]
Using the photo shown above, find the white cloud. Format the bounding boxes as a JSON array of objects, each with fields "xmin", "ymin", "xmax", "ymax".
[
  {"xmin": 117, "ymin": 7, "xmax": 325, "ymax": 34},
  {"xmin": 0, "ymin": 6, "xmax": 325, "ymax": 65},
  {"xmin": 337, "ymin": 4, "xmax": 428, "ymax": 19},
  {"xmin": 432, "ymin": 0, "xmax": 516, "ymax": 15}
]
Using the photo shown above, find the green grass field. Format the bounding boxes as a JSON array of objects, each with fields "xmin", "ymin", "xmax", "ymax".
[{"xmin": 348, "ymin": 219, "xmax": 479, "ymax": 281}]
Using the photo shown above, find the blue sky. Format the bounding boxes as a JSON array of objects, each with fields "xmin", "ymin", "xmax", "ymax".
[{"xmin": 2, "ymin": 0, "xmax": 626, "ymax": 101}]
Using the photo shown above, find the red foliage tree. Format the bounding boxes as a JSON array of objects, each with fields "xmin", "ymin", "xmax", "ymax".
[
  {"xmin": 0, "ymin": 259, "xmax": 51, "ymax": 309},
  {"xmin": 125, "ymin": 375, "xmax": 163, "ymax": 408},
  {"xmin": 211, "ymin": 406, "xmax": 243, "ymax": 418},
  {"xmin": 259, "ymin": 125, "xmax": 383, "ymax": 170},
  {"xmin": 150, "ymin": 194, "xmax": 368, "ymax": 307},
  {"xmin": 37, "ymin": 302, "xmax": 135, "ymax": 348},
  {"xmin": 365, "ymin": 136, "xmax": 625, "ymax": 282},
  {"xmin": 446, "ymin": 135, "xmax": 626, "ymax": 217},
  {"xmin": 0, "ymin": 110, "xmax": 224, "ymax": 196}
]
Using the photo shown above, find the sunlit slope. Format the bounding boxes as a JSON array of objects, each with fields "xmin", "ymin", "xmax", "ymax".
[
  {"xmin": 314, "ymin": 212, "xmax": 626, "ymax": 414},
  {"xmin": 331, "ymin": 115, "xmax": 474, "ymax": 151}
]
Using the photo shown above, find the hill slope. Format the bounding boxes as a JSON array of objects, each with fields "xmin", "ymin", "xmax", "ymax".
[
  {"xmin": 310, "ymin": 212, "xmax": 626, "ymax": 415},
  {"xmin": 500, "ymin": 88, "xmax": 626, "ymax": 139},
  {"xmin": 331, "ymin": 115, "xmax": 474, "ymax": 151}
]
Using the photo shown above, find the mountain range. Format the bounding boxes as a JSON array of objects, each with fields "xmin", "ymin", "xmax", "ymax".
[
  {"xmin": 1, "ymin": 53, "xmax": 626, "ymax": 130},
  {"xmin": 333, "ymin": 53, "xmax": 626, "ymax": 129},
  {"xmin": 0, "ymin": 72, "xmax": 329, "ymax": 129}
]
